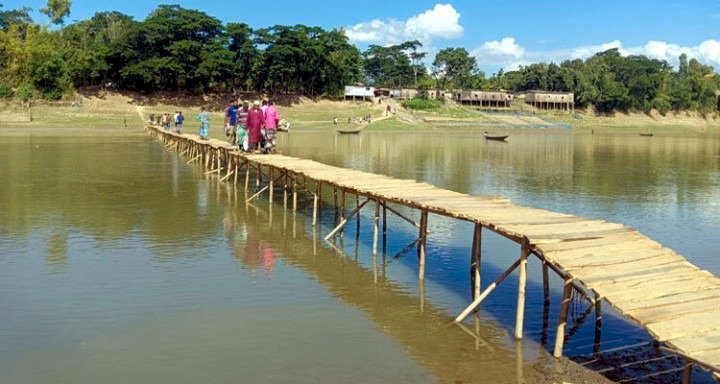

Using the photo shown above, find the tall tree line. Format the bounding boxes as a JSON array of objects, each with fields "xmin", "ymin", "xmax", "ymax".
[{"xmin": 0, "ymin": 2, "xmax": 717, "ymax": 114}]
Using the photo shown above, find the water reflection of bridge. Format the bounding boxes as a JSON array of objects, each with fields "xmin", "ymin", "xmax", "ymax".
[
  {"xmin": 225, "ymin": 192, "xmax": 607, "ymax": 384},
  {"xmin": 148, "ymin": 125, "xmax": 720, "ymax": 383}
]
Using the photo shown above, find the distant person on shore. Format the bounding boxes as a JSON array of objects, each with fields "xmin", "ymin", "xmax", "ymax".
[
  {"xmin": 246, "ymin": 100, "xmax": 264, "ymax": 152},
  {"xmin": 237, "ymin": 100, "xmax": 250, "ymax": 151},
  {"xmin": 196, "ymin": 107, "xmax": 210, "ymax": 140},
  {"xmin": 226, "ymin": 99, "xmax": 239, "ymax": 146},
  {"xmin": 175, "ymin": 111, "xmax": 184, "ymax": 133}
]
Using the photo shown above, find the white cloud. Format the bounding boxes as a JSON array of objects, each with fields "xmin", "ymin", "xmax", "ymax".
[
  {"xmin": 345, "ymin": 3, "xmax": 463, "ymax": 46},
  {"xmin": 471, "ymin": 37, "xmax": 720, "ymax": 73}
]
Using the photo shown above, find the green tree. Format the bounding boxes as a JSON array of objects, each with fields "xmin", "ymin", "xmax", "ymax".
[
  {"xmin": 41, "ymin": 0, "xmax": 71, "ymax": 25},
  {"xmin": 432, "ymin": 47, "xmax": 477, "ymax": 89}
]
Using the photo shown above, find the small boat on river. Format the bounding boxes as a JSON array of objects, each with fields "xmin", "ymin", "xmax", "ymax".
[
  {"xmin": 337, "ymin": 128, "xmax": 362, "ymax": 134},
  {"xmin": 484, "ymin": 132, "xmax": 509, "ymax": 141},
  {"xmin": 639, "ymin": 132, "xmax": 654, "ymax": 137}
]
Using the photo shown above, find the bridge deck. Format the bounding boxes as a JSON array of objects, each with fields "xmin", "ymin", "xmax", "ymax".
[{"xmin": 148, "ymin": 125, "xmax": 720, "ymax": 375}]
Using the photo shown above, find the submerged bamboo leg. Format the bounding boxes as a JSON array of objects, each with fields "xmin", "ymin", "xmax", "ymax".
[
  {"xmin": 471, "ymin": 223, "xmax": 482, "ymax": 301},
  {"xmin": 373, "ymin": 199, "xmax": 380, "ymax": 254},
  {"xmin": 594, "ymin": 293, "xmax": 603, "ymax": 355},
  {"xmin": 292, "ymin": 177, "xmax": 297, "ymax": 212},
  {"xmin": 553, "ymin": 277, "xmax": 574, "ymax": 357},
  {"xmin": 356, "ymin": 194, "xmax": 361, "ymax": 237},
  {"xmin": 244, "ymin": 166, "xmax": 250, "ymax": 193},
  {"xmin": 418, "ymin": 210, "xmax": 428, "ymax": 280},
  {"xmin": 269, "ymin": 167, "xmax": 274, "ymax": 203},
  {"xmin": 283, "ymin": 171, "xmax": 288, "ymax": 209},
  {"xmin": 312, "ymin": 187, "xmax": 319, "ymax": 226},
  {"xmin": 682, "ymin": 361, "xmax": 693, "ymax": 384},
  {"xmin": 515, "ymin": 244, "xmax": 530, "ymax": 340},
  {"xmin": 455, "ymin": 257, "xmax": 522, "ymax": 323}
]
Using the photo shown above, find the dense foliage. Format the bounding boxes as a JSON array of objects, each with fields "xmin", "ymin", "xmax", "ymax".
[{"xmin": 0, "ymin": 2, "xmax": 718, "ymax": 114}]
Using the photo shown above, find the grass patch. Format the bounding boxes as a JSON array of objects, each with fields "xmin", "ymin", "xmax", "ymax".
[{"xmin": 401, "ymin": 98, "xmax": 444, "ymax": 111}]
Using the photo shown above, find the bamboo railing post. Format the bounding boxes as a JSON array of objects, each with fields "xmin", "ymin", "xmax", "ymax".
[
  {"xmin": 553, "ymin": 277, "xmax": 574, "ymax": 357},
  {"xmin": 470, "ymin": 223, "xmax": 482, "ymax": 301},
  {"xmin": 515, "ymin": 243, "xmax": 530, "ymax": 340},
  {"xmin": 373, "ymin": 199, "xmax": 380, "ymax": 254},
  {"xmin": 418, "ymin": 210, "xmax": 428, "ymax": 280}
]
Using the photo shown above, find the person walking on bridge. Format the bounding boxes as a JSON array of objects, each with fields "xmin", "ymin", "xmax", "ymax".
[
  {"xmin": 246, "ymin": 100, "xmax": 264, "ymax": 152},
  {"xmin": 196, "ymin": 107, "xmax": 210, "ymax": 140}
]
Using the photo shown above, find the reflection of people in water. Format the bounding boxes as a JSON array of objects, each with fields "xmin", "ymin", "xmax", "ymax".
[{"xmin": 224, "ymin": 211, "xmax": 276, "ymax": 279}]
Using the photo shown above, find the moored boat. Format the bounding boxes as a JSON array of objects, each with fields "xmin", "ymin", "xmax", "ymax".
[
  {"xmin": 484, "ymin": 132, "xmax": 508, "ymax": 141},
  {"xmin": 337, "ymin": 128, "xmax": 362, "ymax": 134}
]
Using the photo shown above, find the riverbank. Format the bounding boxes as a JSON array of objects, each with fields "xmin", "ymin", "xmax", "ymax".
[{"xmin": 1, "ymin": 91, "xmax": 718, "ymax": 137}]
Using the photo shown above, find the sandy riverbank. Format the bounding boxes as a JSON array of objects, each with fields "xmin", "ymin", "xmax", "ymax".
[{"xmin": 1, "ymin": 91, "xmax": 718, "ymax": 137}]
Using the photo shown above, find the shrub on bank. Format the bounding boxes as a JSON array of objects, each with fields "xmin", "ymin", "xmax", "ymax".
[
  {"xmin": 402, "ymin": 98, "xmax": 445, "ymax": 111},
  {"xmin": 0, "ymin": 83, "xmax": 13, "ymax": 98}
]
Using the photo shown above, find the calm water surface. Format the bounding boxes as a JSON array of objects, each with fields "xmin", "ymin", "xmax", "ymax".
[{"xmin": 1, "ymin": 130, "xmax": 718, "ymax": 383}]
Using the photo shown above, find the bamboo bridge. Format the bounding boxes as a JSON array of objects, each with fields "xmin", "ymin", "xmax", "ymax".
[{"xmin": 146, "ymin": 124, "xmax": 720, "ymax": 383}]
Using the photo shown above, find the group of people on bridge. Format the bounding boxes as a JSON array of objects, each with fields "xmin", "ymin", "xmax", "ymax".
[{"xmin": 223, "ymin": 99, "xmax": 280, "ymax": 153}]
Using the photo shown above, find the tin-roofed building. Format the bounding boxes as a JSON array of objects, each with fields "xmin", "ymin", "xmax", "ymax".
[
  {"xmin": 525, "ymin": 91, "xmax": 574, "ymax": 113},
  {"xmin": 455, "ymin": 90, "xmax": 513, "ymax": 108}
]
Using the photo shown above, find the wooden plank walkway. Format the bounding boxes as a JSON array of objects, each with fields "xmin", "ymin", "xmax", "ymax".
[{"xmin": 147, "ymin": 125, "xmax": 720, "ymax": 380}]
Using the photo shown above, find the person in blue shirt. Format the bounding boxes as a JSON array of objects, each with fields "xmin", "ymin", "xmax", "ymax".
[
  {"xmin": 175, "ymin": 111, "xmax": 184, "ymax": 133},
  {"xmin": 225, "ymin": 99, "xmax": 239, "ymax": 146}
]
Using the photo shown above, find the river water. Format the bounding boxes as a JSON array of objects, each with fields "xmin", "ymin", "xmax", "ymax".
[{"xmin": 1, "ymin": 130, "xmax": 718, "ymax": 383}]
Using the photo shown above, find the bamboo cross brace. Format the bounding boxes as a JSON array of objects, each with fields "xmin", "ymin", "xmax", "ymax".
[
  {"xmin": 246, "ymin": 186, "xmax": 269, "ymax": 203},
  {"xmin": 186, "ymin": 155, "xmax": 201, "ymax": 164},
  {"xmin": 324, "ymin": 198, "xmax": 371, "ymax": 240},
  {"xmin": 205, "ymin": 168, "xmax": 222, "ymax": 175},
  {"xmin": 219, "ymin": 171, "xmax": 235, "ymax": 183},
  {"xmin": 384, "ymin": 203, "xmax": 422, "ymax": 229},
  {"xmin": 455, "ymin": 257, "xmax": 523, "ymax": 323}
]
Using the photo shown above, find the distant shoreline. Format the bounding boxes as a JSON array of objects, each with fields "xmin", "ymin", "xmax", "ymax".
[{"xmin": 1, "ymin": 91, "xmax": 718, "ymax": 137}]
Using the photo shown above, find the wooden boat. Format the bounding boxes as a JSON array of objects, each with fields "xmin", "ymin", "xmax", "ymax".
[
  {"xmin": 639, "ymin": 132, "xmax": 654, "ymax": 137},
  {"xmin": 337, "ymin": 128, "xmax": 362, "ymax": 134},
  {"xmin": 483, "ymin": 132, "xmax": 508, "ymax": 141}
]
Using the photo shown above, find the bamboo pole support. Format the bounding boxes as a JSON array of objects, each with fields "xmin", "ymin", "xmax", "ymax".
[
  {"xmin": 244, "ymin": 166, "xmax": 250, "ymax": 193},
  {"xmin": 234, "ymin": 162, "xmax": 239, "ymax": 185},
  {"xmin": 283, "ymin": 171, "xmax": 288, "ymax": 209},
  {"xmin": 471, "ymin": 223, "xmax": 482, "ymax": 301},
  {"xmin": 373, "ymin": 200, "xmax": 380, "ymax": 254},
  {"xmin": 682, "ymin": 361, "xmax": 693, "ymax": 384},
  {"xmin": 355, "ymin": 194, "xmax": 361, "ymax": 236},
  {"xmin": 382, "ymin": 201, "xmax": 387, "ymax": 244},
  {"xmin": 292, "ymin": 177, "xmax": 297, "ymax": 212},
  {"xmin": 418, "ymin": 210, "xmax": 428, "ymax": 280},
  {"xmin": 256, "ymin": 164, "xmax": 261, "ymax": 188},
  {"xmin": 269, "ymin": 167, "xmax": 274, "ymax": 203},
  {"xmin": 515, "ymin": 243, "xmax": 530, "ymax": 340},
  {"xmin": 594, "ymin": 293, "xmax": 603, "ymax": 354},
  {"xmin": 553, "ymin": 277, "xmax": 574, "ymax": 357},
  {"xmin": 312, "ymin": 183, "xmax": 320, "ymax": 226},
  {"xmin": 455, "ymin": 257, "xmax": 523, "ymax": 323}
]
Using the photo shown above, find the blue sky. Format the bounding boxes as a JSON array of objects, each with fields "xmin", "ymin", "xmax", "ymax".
[{"xmin": 5, "ymin": 0, "xmax": 720, "ymax": 73}]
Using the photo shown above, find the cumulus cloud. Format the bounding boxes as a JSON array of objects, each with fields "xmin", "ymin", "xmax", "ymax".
[
  {"xmin": 472, "ymin": 37, "xmax": 720, "ymax": 72},
  {"xmin": 345, "ymin": 3, "xmax": 463, "ymax": 46}
]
